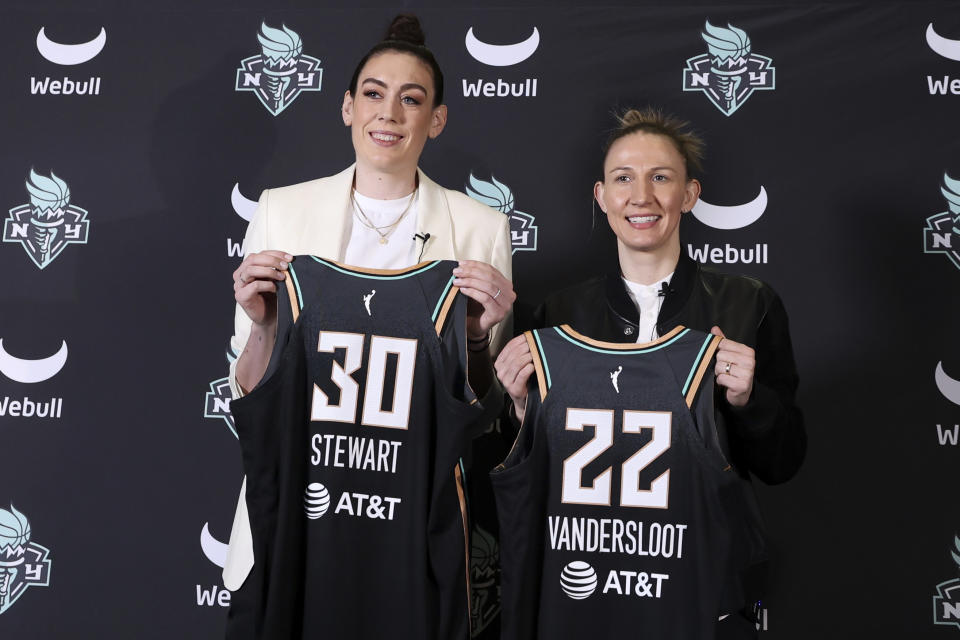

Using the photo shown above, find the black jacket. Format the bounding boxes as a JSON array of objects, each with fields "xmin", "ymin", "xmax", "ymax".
[{"xmin": 523, "ymin": 254, "xmax": 805, "ymax": 485}]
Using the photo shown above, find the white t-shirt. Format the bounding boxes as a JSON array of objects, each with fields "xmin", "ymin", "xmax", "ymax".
[
  {"xmin": 344, "ymin": 190, "xmax": 420, "ymax": 269},
  {"xmin": 622, "ymin": 272, "xmax": 674, "ymax": 343}
]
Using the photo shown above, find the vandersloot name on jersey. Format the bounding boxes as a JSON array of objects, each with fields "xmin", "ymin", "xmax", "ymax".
[{"xmin": 549, "ymin": 515, "xmax": 687, "ymax": 600}]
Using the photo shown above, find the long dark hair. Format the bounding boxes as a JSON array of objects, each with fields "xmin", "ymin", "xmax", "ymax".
[{"xmin": 348, "ymin": 14, "xmax": 445, "ymax": 107}]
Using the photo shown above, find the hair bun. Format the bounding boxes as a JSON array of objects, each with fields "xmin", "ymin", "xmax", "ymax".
[{"xmin": 384, "ymin": 14, "xmax": 426, "ymax": 46}]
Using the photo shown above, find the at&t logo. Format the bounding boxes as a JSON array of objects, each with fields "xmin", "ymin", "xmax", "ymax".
[
  {"xmin": 0, "ymin": 504, "xmax": 52, "ymax": 616},
  {"xmin": 465, "ymin": 174, "xmax": 538, "ymax": 253},
  {"xmin": 924, "ymin": 173, "xmax": 960, "ymax": 271},
  {"xmin": 4, "ymin": 170, "xmax": 90, "ymax": 269},
  {"xmin": 32, "ymin": 26, "xmax": 105, "ymax": 96},
  {"xmin": 682, "ymin": 21, "xmax": 775, "ymax": 116},
  {"xmin": 462, "ymin": 26, "xmax": 540, "ymax": 98},
  {"xmin": 235, "ymin": 23, "xmax": 323, "ymax": 116}
]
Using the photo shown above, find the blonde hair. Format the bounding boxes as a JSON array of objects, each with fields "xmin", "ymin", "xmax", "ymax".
[{"xmin": 602, "ymin": 107, "xmax": 705, "ymax": 178}]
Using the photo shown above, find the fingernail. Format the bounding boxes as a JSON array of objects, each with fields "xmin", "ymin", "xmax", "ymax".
[
  {"xmin": 279, "ymin": 261, "xmax": 288, "ymax": 269},
  {"xmin": 452, "ymin": 267, "xmax": 462, "ymax": 274},
  {"xmin": 285, "ymin": 254, "xmax": 294, "ymax": 261}
]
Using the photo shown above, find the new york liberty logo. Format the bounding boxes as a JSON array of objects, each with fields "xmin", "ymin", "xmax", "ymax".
[
  {"xmin": 465, "ymin": 174, "xmax": 538, "ymax": 253},
  {"xmin": 0, "ymin": 504, "xmax": 52, "ymax": 616},
  {"xmin": 204, "ymin": 346, "xmax": 239, "ymax": 438},
  {"xmin": 3, "ymin": 170, "xmax": 90, "ymax": 269},
  {"xmin": 682, "ymin": 22, "xmax": 775, "ymax": 116},
  {"xmin": 924, "ymin": 173, "xmax": 960, "ymax": 271},
  {"xmin": 932, "ymin": 535, "xmax": 960, "ymax": 629},
  {"xmin": 235, "ymin": 23, "xmax": 323, "ymax": 116}
]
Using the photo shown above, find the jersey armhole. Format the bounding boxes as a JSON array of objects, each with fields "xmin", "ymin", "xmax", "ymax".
[
  {"xmin": 683, "ymin": 334, "xmax": 721, "ymax": 408},
  {"xmin": 526, "ymin": 330, "xmax": 550, "ymax": 402}
]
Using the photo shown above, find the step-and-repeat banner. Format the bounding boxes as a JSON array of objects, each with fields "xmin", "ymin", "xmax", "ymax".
[{"xmin": 0, "ymin": 3, "xmax": 958, "ymax": 638}]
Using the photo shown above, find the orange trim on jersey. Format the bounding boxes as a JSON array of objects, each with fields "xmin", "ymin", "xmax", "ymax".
[
  {"xmin": 320, "ymin": 257, "xmax": 437, "ymax": 277},
  {"xmin": 454, "ymin": 464, "xmax": 472, "ymax": 623},
  {"xmin": 558, "ymin": 324, "xmax": 685, "ymax": 350},
  {"xmin": 685, "ymin": 335, "xmax": 722, "ymax": 408},
  {"xmin": 525, "ymin": 331, "xmax": 548, "ymax": 401},
  {"xmin": 434, "ymin": 286, "xmax": 461, "ymax": 337},
  {"xmin": 284, "ymin": 273, "xmax": 300, "ymax": 323}
]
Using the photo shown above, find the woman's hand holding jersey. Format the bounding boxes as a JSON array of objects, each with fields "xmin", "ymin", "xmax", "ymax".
[
  {"xmin": 494, "ymin": 335, "xmax": 534, "ymax": 421},
  {"xmin": 232, "ymin": 250, "xmax": 293, "ymax": 394},
  {"xmin": 495, "ymin": 326, "xmax": 760, "ymax": 420},
  {"xmin": 233, "ymin": 250, "xmax": 293, "ymax": 326},
  {"xmin": 452, "ymin": 260, "xmax": 515, "ymax": 340},
  {"xmin": 711, "ymin": 326, "xmax": 756, "ymax": 408}
]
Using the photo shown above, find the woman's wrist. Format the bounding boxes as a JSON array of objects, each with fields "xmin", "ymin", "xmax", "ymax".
[{"xmin": 467, "ymin": 332, "xmax": 491, "ymax": 353}]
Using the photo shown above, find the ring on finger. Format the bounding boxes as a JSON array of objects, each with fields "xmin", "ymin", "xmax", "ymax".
[
  {"xmin": 724, "ymin": 361, "xmax": 732, "ymax": 374},
  {"xmin": 493, "ymin": 287, "xmax": 502, "ymax": 300}
]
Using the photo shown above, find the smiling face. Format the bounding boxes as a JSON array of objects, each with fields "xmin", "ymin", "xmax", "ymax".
[
  {"xmin": 342, "ymin": 51, "xmax": 447, "ymax": 181},
  {"xmin": 595, "ymin": 132, "xmax": 701, "ymax": 261}
]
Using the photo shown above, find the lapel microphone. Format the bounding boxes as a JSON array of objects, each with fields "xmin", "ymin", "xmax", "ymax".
[
  {"xmin": 658, "ymin": 281, "xmax": 674, "ymax": 297},
  {"xmin": 413, "ymin": 233, "xmax": 431, "ymax": 261}
]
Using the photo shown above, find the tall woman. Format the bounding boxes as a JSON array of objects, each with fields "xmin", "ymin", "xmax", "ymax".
[
  {"xmin": 495, "ymin": 108, "xmax": 804, "ymax": 638},
  {"xmin": 223, "ymin": 14, "xmax": 514, "ymax": 636}
]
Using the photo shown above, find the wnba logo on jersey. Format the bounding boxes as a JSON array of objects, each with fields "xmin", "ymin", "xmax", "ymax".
[
  {"xmin": 682, "ymin": 22, "xmax": 775, "ymax": 116},
  {"xmin": 932, "ymin": 535, "xmax": 960, "ymax": 629},
  {"xmin": 235, "ymin": 23, "xmax": 323, "ymax": 116},
  {"xmin": 923, "ymin": 173, "xmax": 960, "ymax": 271},
  {"xmin": 3, "ymin": 170, "xmax": 90, "ymax": 269},
  {"xmin": 0, "ymin": 504, "xmax": 52, "ymax": 616},
  {"xmin": 465, "ymin": 173, "xmax": 538, "ymax": 253}
]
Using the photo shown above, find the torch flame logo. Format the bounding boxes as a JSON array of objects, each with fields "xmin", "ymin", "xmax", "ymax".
[
  {"xmin": 258, "ymin": 23, "xmax": 302, "ymax": 113},
  {"xmin": 940, "ymin": 173, "xmax": 960, "ymax": 231}
]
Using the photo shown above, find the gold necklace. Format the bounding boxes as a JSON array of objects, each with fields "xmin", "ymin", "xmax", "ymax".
[{"xmin": 351, "ymin": 189, "xmax": 417, "ymax": 245}]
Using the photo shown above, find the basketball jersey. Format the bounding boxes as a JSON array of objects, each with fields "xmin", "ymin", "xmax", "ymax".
[
  {"xmin": 491, "ymin": 325, "xmax": 766, "ymax": 640},
  {"xmin": 226, "ymin": 257, "xmax": 489, "ymax": 640}
]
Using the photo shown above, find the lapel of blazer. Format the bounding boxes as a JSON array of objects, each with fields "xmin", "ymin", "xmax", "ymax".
[
  {"xmin": 300, "ymin": 164, "xmax": 355, "ymax": 261},
  {"xmin": 415, "ymin": 168, "xmax": 458, "ymax": 262}
]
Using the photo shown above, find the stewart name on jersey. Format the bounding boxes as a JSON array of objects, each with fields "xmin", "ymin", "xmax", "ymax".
[
  {"xmin": 491, "ymin": 325, "xmax": 766, "ymax": 639},
  {"xmin": 227, "ymin": 257, "xmax": 494, "ymax": 640}
]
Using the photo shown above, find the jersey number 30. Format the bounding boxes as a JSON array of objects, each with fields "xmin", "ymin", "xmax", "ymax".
[
  {"xmin": 310, "ymin": 331, "xmax": 418, "ymax": 430},
  {"xmin": 562, "ymin": 408, "xmax": 671, "ymax": 509}
]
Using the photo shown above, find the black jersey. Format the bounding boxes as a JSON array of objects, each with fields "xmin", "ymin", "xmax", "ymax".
[
  {"xmin": 226, "ymin": 257, "xmax": 491, "ymax": 640},
  {"xmin": 491, "ymin": 325, "xmax": 766, "ymax": 640}
]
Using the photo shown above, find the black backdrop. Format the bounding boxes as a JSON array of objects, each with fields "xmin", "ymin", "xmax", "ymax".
[{"xmin": 0, "ymin": 1, "xmax": 958, "ymax": 637}]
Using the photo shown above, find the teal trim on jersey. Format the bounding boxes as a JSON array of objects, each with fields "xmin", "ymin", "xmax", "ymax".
[
  {"xmin": 682, "ymin": 334, "xmax": 715, "ymax": 397},
  {"xmin": 432, "ymin": 275, "xmax": 456, "ymax": 323},
  {"xmin": 554, "ymin": 326, "xmax": 690, "ymax": 355},
  {"xmin": 288, "ymin": 264, "xmax": 304, "ymax": 310},
  {"xmin": 309, "ymin": 256, "xmax": 441, "ymax": 280},
  {"xmin": 532, "ymin": 330, "xmax": 553, "ymax": 391}
]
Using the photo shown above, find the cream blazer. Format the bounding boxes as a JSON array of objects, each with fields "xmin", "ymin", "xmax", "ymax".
[{"xmin": 223, "ymin": 165, "xmax": 512, "ymax": 590}]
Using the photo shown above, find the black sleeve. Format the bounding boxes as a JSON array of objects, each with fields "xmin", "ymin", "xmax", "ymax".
[{"xmin": 721, "ymin": 292, "xmax": 806, "ymax": 485}]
